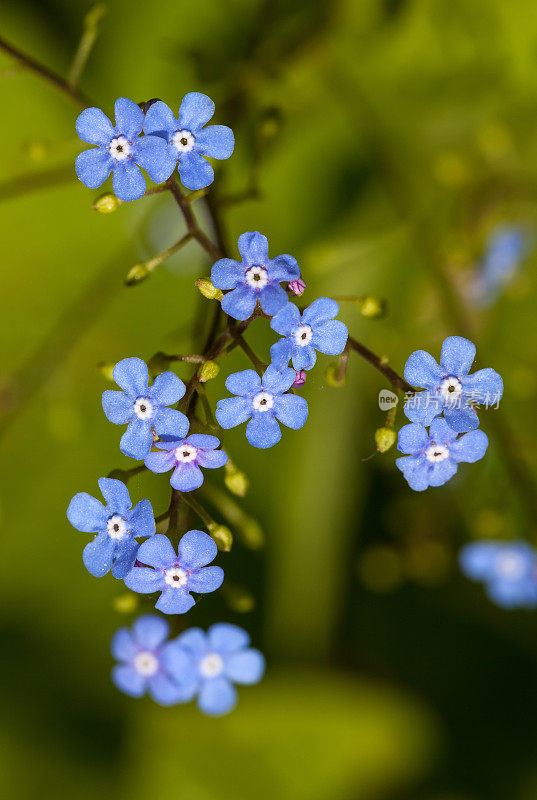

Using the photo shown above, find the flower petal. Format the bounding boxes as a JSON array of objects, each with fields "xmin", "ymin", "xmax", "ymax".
[
  {"xmin": 111, "ymin": 538, "xmax": 139, "ymax": 579},
  {"xmin": 101, "ymin": 390, "xmax": 134, "ymax": 424},
  {"xmin": 403, "ymin": 390, "xmax": 443, "ymax": 426},
  {"xmin": 120, "ymin": 419, "xmax": 153, "ymax": 460},
  {"xmin": 270, "ymin": 302, "xmax": 301, "ymax": 336},
  {"xmin": 67, "ymin": 493, "xmax": 107, "ymax": 532},
  {"xmin": 268, "ymin": 254, "xmax": 300, "ymax": 281},
  {"xmin": 128, "ymin": 499, "xmax": 156, "ymax": 538},
  {"xmin": 133, "ymin": 614, "xmax": 170, "ymax": 648},
  {"xmin": 124, "ymin": 566, "xmax": 164, "ymax": 593},
  {"xmin": 132, "ymin": 134, "xmax": 176, "ymax": 182},
  {"xmin": 160, "ymin": 641, "xmax": 199, "ymax": 692},
  {"xmin": 312, "ymin": 320, "xmax": 348, "ymax": 355},
  {"xmin": 440, "ymin": 336, "xmax": 476, "ymax": 377},
  {"xmin": 449, "ymin": 429, "xmax": 489, "ymax": 463},
  {"xmin": 112, "ymin": 665, "xmax": 146, "ymax": 697},
  {"xmin": 225, "ymin": 369, "xmax": 261, "ymax": 396},
  {"xmin": 273, "ymin": 394, "xmax": 308, "ymax": 430},
  {"xmin": 178, "ymin": 92, "xmax": 215, "ymax": 131},
  {"xmin": 156, "ymin": 587, "xmax": 195, "ymax": 614},
  {"xmin": 143, "ymin": 100, "xmax": 177, "ymax": 138},
  {"xmin": 175, "ymin": 627, "xmax": 208, "ymax": 657},
  {"xmin": 443, "ymin": 404, "xmax": 479, "ymax": 433},
  {"xmin": 208, "ymin": 623, "xmax": 250, "ymax": 653},
  {"xmin": 153, "ymin": 407, "xmax": 189, "ymax": 439},
  {"xmin": 225, "ymin": 649, "xmax": 265, "ymax": 684},
  {"xmin": 145, "ymin": 449, "xmax": 176, "ymax": 474},
  {"xmin": 186, "ymin": 434, "xmax": 220, "ymax": 449},
  {"xmin": 113, "ymin": 358, "xmax": 149, "ymax": 396},
  {"xmin": 111, "ymin": 628, "xmax": 136, "ymax": 661},
  {"xmin": 258, "ymin": 283, "xmax": 288, "ymax": 316},
  {"xmin": 82, "ymin": 532, "xmax": 115, "ymax": 577},
  {"xmin": 262, "ymin": 365, "xmax": 296, "ymax": 394},
  {"xmin": 188, "ymin": 566, "xmax": 224, "ymax": 594},
  {"xmin": 196, "ymin": 448, "xmax": 228, "ymax": 469},
  {"xmin": 302, "ymin": 297, "xmax": 339, "ymax": 326},
  {"xmin": 178, "ymin": 529, "xmax": 217, "ymax": 570},
  {"xmin": 195, "ymin": 125, "xmax": 234, "ymax": 159},
  {"xmin": 198, "ymin": 676, "xmax": 237, "ymax": 716},
  {"xmin": 428, "ymin": 417, "xmax": 459, "ymax": 444},
  {"xmin": 428, "ymin": 459, "xmax": 458, "ymax": 487},
  {"xmin": 238, "ymin": 232, "xmax": 269, "ymax": 266},
  {"xmin": 462, "ymin": 368, "xmax": 503, "ymax": 406},
  {"xmin": 397, "ymin": 423, "xmax": 429, "ymax": 456},
  {"xmin": 75, "ymin": 148, "xmax": 112, "ymax": 189},
  {"xmin": 178, "ymin": 151, "xmax": 214, "ymax": 190},
  {"xmin": 291, "ymin": 345, "xmax": 316, "ymax": 371},
  {"xmin": 136, "ymin": 534, "xmax": 176, "ymax": 568},
  {"xmin": 216, "ymin": 396, "xmax": 252, "ymax": 428},
  {"xmin": 148, "ymin": 672, "xmax": 188, "ymax": 706},
  {"xmin": 211, "ymin": 258, "xmax": 244, "ymax": 290},
  {"xmin": 221, "ymin": 284, "xmax": 257, "ymax": 320},
  {"xmin": 246, "ymin": 414, "xmax": 281, "ymax": 448},
  {"xmin": 404, "ymin": 350, "xmax": 443, "ymax": 389},
  {"xmin": 76, "ymin": 107, "xmax": 114, "ymax": 146},
  {"xmin": 112, "ymin": 161, "xmax": 146, "ymax": 202},
  {"xmin": 459, "ymin": 542, "xmax": 502, "ymax": 580},
  {"xmin": 114, "ymin": 97, "xmax": 144, "ymax": 138},
  {"xmin": 487, "ymin": 578, "xmax": 537, "ymax": 609},
  {"xmin": 98, "ymin": 478, "xmax": 131, "ymax": 514},
  {"xmin": 270, "ymin": 338, "xmax": 294, "ymax": 370},
  {"xmin": 170, "ymin": 462, "xmax": 204, "ymax": 492},
  {"xmin": 395, "ymin": 456, "xmax": 430, "ymax": 492}
]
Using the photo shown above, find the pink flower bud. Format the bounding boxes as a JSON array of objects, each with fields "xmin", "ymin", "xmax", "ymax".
[
  {"xmin": 293, "ymin": 370, "xmax": 307, "ymax": 387},
  {"xmin": 288, "ymin": 278, "xmax": 306, "ymax": 296}
]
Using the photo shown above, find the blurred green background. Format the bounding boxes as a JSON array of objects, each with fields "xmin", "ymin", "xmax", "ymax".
[{"xmin": 2, "ymin": 0, "xmax": 537, "ymax": 798}]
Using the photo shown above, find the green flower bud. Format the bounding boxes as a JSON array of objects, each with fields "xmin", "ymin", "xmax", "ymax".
[
  {"xmin": 224, "ymin": 463, "xmax": 249, "ymax": 497},
  {"xmin": 356, "ymin": 295, "xmax": 387, "ymax": 319},
  {"xmin": 93, "ymin": 192, "xmax": 120, "ymax": 213},
  {"xmin": 223, "ymin": 584, "xmax": 256, "ymax": 613},
  {"xmin": 112, "ymin": 592, "xmax": 139, "ymax": 614},
  {"xmin": 325, "ymin": 363, "xmax": 346, "ymax": 387},
  {"xmin": 98, "ymin": 361, "xmax": 115, "ymax": 382},
  {"xmin": 209, "ymin": 523, "xmax": 233, "ymax": 552},
  {"xmin": 375, "ymin": 426, "xmax": 397, "ymax": 453},
  {"xmin": 196, "ymin": 278, "xmax": 223, "ymax": 301},
  {"xmin": 198, "ymin": 360, "xmax": 220, "ymax": 383},
  {"xmin": 125, "ymin": 263, "xmax": 150, "ymax": 286},
  {"xmin": 239, "ymin": 518, "xmax": 264, "ymax": 550}
]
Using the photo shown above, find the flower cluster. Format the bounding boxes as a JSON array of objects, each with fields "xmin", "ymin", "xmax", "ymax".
[
  {"xmin": 75, "ymin": 93, "xmax": 234, "ymax": 201},
  {"xmin": 396, "ymin": 336, "xmax": 502, "ymax": 490},
  {"xmin": 459, "ymin": 540, "xmax": 537, "ymax": 608}
]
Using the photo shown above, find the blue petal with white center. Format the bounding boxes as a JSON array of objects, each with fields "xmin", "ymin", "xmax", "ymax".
[
  {"xmin": 145, "ymin": 434, "xmax": 228, "ymax": 492},
  {"xmin": 67, "ymin": 478, "xmax": 155, "ymax": 578},
  {"xmin": 459, "ymin": 540, "xmax": 537, "ymax": 608},
  {"xmin": 270, "ymin": 298, "xmax": 348, "ymax": 371}
]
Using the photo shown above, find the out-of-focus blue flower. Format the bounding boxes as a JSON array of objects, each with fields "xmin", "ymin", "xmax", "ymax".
[
  {"xmin": 469, "ymin": 227, "xmax": 529, "ymax": 307},
  {"xmin": 403, "ymin": 336, "xmax": 503, "ymax": 432},
  {"xmin": 145, "ymin": 434, "xmax": 228, "ymax": 491},
  {"xmin": 211, "ymin": 232, "xmax": 300, "ymax": 321},
  {"xmin": 216, "ymin": 365, "xmax": 308, "ymax": 448},
  {"xmin": 168, "ymin": 623, "xmax": 265, "ymax": 715},
  {"xmin": 75, "ymin": 98, "xmax": 175, "ymax": 201},
  {"xmin": 102, "ymin": 358, "xmax": 188, "ymax": 460},
  {"xmin": 270, "ymin": 299, "xmax": 348, "ymax": 371},
  {"xmin": 143, "ymin": 93, "xmax": 234, "ymax": 190},
  {"xmin": 67, "ymin": 478, "xmax": 155, "ymax": 578},
  {"xmin": 111, "ymin": 615, "xmax": 195, "ymax": 705},
  {"xmin": 459, "ymin": 540, "xmax": 537, "ymax": 608},
  {"xmin": 396, "ymin": 418, "xmax": 488, "ymax": 491},
  {"xmin": 124, "ymin": 531, "xmax": 223, "ymax": 614}
]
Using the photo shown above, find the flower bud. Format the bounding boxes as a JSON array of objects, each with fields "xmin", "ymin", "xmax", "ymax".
[
  {"xmin": 112, "ymin": 592, "xmax": 139, "ymax": 614},
  {"xmin": 198, "ymin": 360, "xmax": 220, "ymax": 383},
  {"xmin": 288, "ymin": 278, "xmax": 306, "ymax": 296},
  {"xmin": 93, "ymin": 192, "xmax": 120, "ymax": 214},
  {"xmin": 98, "ymin": 361, "xmax": 115, "ymax": 381},
  {"xmin": 209, "ymin": 523, "xmax": 233, "ymax": 552},
  {"xmin": 356, "ymin": 295, "xmax": 387, "ymax": 319},
  {"xmin": 239, "ymin": 518, "xmax": 264, "ymax": 550},
  {"xmin": 325, "ymin": 363, "xmax": 346, "ymax": 387},
  {"xmin": 196, "ymin": 278, "xmax": 223, "ymax": 301},
  {"xmin": 293, "ymin": 370, "xmax": 306, "ymax": 387},
  {"xmin": 375, "ymin": 426, "xmax": 397, "ymax": 453},
  {"xmin": 125, "ymin": 263, "xmax": 150, "ymax": 286},
  {"xmin": 224, "ymin": 463, "xmax": 249, "ymax": 497},
  {"xmin": 223, "ymin": 584, "xmax": 256, "ymax": 613}
]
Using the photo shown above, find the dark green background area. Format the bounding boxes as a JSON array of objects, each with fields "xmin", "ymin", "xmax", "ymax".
[{"xmin": 1, "ymin": 0, "xmax": 537, "ymax": 798}]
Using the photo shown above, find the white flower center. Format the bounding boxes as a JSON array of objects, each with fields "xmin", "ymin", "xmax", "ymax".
[
  {"xmin": 246, "ymin": 266, "xmax": 269, "ymax": 290},
  {"xmin": 107, "ymin": 514, "xmax": 128, "ymax": 540},
  {"xmin": 253, "ymin": 391, "xmax": 274, "ymax": 412},
  {"xmin": 495, "ymin": 551, "xmax": 525, "ymax": 580},
  {"xmin": 134, "ymin": 397, "xmax": 154, "ymax": 420},
  {"xmin": 425, "ymin": 443, "xmax": 450, "ymax": 463},
  {"xmin": 133, "ymin": 651, "xmax": 159, "ymax": 677},
  {"xmin": 109, "ymin": 136, "xmax": 131, "ymax": 161},
  {"xmin": 293, "ymin": 325, "xmax": 313, "ymax": 346},
  {"xmin": 172, "ymin": 129, "xmax": 195, "ymax": 152},
  {"xmin": 164, "ymin": 566, "xmax": 188, "ymax": 588},
  {"xmin": 440, "ymin": 377, "xmax": 462, "ymax": 404},
  {"xmin": 199, "ymin": 652, "xmax": 224, "ymax": 678},
  {"xmin": 174, "ymin": 444, "xmax": 198, "ymax": 463}
]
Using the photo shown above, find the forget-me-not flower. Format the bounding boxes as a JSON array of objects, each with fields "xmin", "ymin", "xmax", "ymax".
[
  {"xmin": 124, "ymin": 531, "xmax": 223, "ymax": 614},
  {"xmin": 67, "ymin": 478, "xmax": 155, "ymax": 578},
  {"xmin": 145, "ymin": 434, "xmax": 228, "ymax": 492},
  {"xmin": 211, "ymin": 232, "xmax": 300, "ymax": 321},
  {"xmin": 460, "ymin": 540, "xmax": 537, "ymax": 608},
  {"xmin": 404, "ymin": 336, "xmax": 503, "ymax": 432},
  {"xmin": 270, "ymin": 298, "xmax": 348, "ymax": 371},
  {"xmin": 75, "ymin": 98, "xmax": 175, "ymax": 201},
  {"xmin": 469, "ymin": 227, "xmax": 529, "ymax": 307},
  {"xmin": 169, "ymin": 623, "xmax": 265, "ymax": 715},
  {"xmin": 143, "ymin": 93, "xmax": 234, "ymax": 190},
  {"xmin": 216, "ymin": 365, "xmax": 308, "ymax": 448},
  {"xmin": 111, "ymin": 615, "xmax": 194, "ymax": 705},
  {"xmin": 396, "ymin": 418, "xmax": 488, "ymax": 491},
  {"xmin": 102, "ymin": 358, "xmax": 188, "ymax": 460}
]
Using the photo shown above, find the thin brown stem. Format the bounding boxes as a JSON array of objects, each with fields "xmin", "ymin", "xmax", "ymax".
[{"xmin": 165, "ymin": 176, "xmax": 222, "ymax": 262}]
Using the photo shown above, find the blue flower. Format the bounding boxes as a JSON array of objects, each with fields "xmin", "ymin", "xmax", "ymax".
[
  {"xmin": 67, "ymin": 478, "xmax": 155, "ymax": 578},
  {"xmin": 124, "ymin": 531, "xmax": 224, "ymax": 614},
  {"xmin": 102, "ymin": 358, "xmax": 188, "ymax": 460},
  {"xmin": 396, "ymin": 418, "xmax": 488, "ymax": 491},
  {"xmin": 211, "ymin": 232, "xmax": 300, "ymax": 321},
  {"xmin": 75, "ymin": 98, "xmax": 175, "ymax": 201},
  {"xmin": 143, "ymin": 93, "xmax": 234, "ymax": 190},
  {"xmin": 404, "ymin": 336, "xmax": 503, "ymax": 432},
  {"xmin": 111, "ymin": 615, "xmax": 195, "ymax": 705},
  {"xmin": 270, "ymin": 299, "xmax": 348, "ymax": 371},
  {"xmin": 470, "ymin": 227, "xmax": 529, "ymax": 307},
  {"xmin": 216, "ymin": 365, "xmax": 308, "ymax": 448},
  {"xmin": 459, "ymin": 540, "xmax": 537, "ymax": 608},
  {"xmin": 145, "ymin": 434, "xmax": 228, "ymax": 491},
  {"xmin": 168, "ymin": 623, "xmax": 265, "ymax": 715}
]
